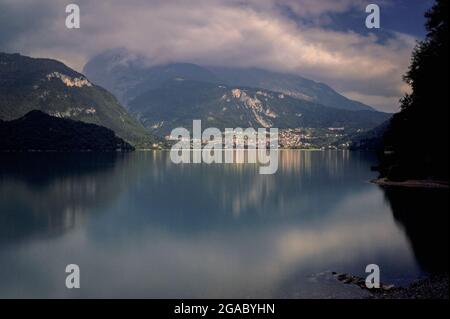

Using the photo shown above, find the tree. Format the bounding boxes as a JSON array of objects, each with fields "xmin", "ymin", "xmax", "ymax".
[{"xmin": 380, "ymin": 0, "xmax": 448, "ymax": 181}]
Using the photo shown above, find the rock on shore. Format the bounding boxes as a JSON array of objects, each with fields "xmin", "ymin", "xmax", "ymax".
[{"xmin": 333, "ymin": 272, "xmax": 449, "ymax": 299}]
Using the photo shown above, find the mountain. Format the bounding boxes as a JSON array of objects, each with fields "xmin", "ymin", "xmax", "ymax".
[
  {"xmin": 0, "ymin": 52, "xmax": 159, "ymax": 148},
  {"xmin": 83, "ymin": 49, "xmax": 389, "ymax": 140},
  {"xmin": 0, "ymin": 110, "xmax": 134, "ymax": 151},
  {"xmin": 207, "ymin": 67, "xmax": 375, "ymax": 111},
  {"xmin": 83, "ymin": 49, "xmax": 375, "ymax": 111},
  {"xmin": 128, "ymin": 78, "xmax": 390, "ymax": 135},
  {"xmin": 83, "ymin": 49, "xmax": 220, "ymax": 106}
]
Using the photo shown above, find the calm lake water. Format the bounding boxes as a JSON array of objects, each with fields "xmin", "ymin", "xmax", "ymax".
[{"xmin": 0, "ymin": 151, "xmax": 447, "ymax": 298}]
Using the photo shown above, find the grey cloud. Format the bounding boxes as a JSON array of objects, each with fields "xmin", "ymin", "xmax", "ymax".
[{"xmin": 0, "ymin": 0, "xmax": 416, "ymax": 111}]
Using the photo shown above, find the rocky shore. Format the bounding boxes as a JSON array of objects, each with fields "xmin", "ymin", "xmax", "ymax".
[{"xmin": 333, "ymin": 272, "xmax": 449, "ymax": 299}]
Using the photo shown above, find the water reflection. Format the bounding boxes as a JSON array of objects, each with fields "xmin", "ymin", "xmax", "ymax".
[
  {"xmin": 0, "ymin": 151, "xmax": 445, "ymax": 298},
  {"xmin": 115, "ymin": 151, "xmax": 379, "ymax": 228},
  {"xmin": 0, "ymin": 153, "xmax": 132, "ymax": 244},
  {"xmin": 380, "ymin": 186, "xmax": 449, "ymax": 274}
]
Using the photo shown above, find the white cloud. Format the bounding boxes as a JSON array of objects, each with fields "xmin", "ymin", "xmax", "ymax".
[{"xmin": 0, "ymin": 0, "xmax": 417, "ymax": 112}]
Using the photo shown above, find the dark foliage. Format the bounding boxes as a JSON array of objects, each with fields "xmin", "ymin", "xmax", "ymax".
[
  {"xmin": 380, "ymin": 0, "xmax": 449, "ymax": 181},
  {"xmin": 0, "ymin": 110, "xmax": 134, "ymax": 151},
  {"xmin": 348, "ymin": 120, "xmax": 390, "ymax": 151}
]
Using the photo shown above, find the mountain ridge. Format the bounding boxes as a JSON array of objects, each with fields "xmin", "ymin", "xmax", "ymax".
[
  {"xmin": 206, "ymin": 66, "xmax": 375, "ymax": 112},
  {"xmin": 83, "ymin": 49, "xmax": 376, "ymax": 112},
  {"xmin": 127, "ymin": 78, "xmax": 390, "ymax": 136},
  {"xmin": 0, "ymin": 52, "xmax": 160, "ymax": 148}
]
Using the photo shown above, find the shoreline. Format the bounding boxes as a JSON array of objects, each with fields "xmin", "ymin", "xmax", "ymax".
[
  {"xmin": 367, "ymin": 274, "xmax": 449, "ymax": 299},
  {"xmin": 333, "ymin": 272, "xmax": 449, "ymax": 299},
  {"xmin": 371, "ymin": 177, "xmax": 449, "ymax": 189}
]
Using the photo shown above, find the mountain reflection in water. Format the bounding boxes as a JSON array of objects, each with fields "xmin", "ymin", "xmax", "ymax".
[{"xmin": 0, "ymin": 151, "xmax": 447, "ymax": 298}]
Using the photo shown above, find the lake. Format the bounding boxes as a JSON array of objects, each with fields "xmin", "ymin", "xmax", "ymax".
[{"xmin": 0, "ymin": 150, "xmax": 447, "ymax": 298}]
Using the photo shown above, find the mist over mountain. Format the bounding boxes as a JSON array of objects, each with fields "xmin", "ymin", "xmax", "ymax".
[
  {"xmin": 0, "ymin": 52, "xmax": 159, "ymax": 148},
  {"xmin": 83, "ymin": 49, "xmax": 388, "ymax": 137},
  {"xmin": 83, "ymin": 49, "xmax": 375, "ymax": 112}
]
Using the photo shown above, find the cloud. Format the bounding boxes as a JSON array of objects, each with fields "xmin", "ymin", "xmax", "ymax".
[
  {"xmin": 0, "ymin": 0, "xmax": 418, "ymax": 111},
  {"xmin": 342, "ymin": 92, "xmax": 402, "ymax": 113}
]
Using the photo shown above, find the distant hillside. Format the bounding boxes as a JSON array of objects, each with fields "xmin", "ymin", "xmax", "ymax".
[
  {"xmin": 347, "ymin": 120, "xmax": 391, "ymax": 151},
  {"xmin": 0, "ymin": 110, "xmax": 134, "ymax": 151},
  {"xmin": 0, "ymin": 52, "xmax": 159, "ymax": 148},
  {"xmin": 128, "ymin": 79, "xmax": 391, "ymax": 135},
  {"xmin": 83, "ymin": 49, "xmax": 375, "ymax": 112},
  {"xmin": 207, "ymin": 67, "xmax": 375, "ymax": 111}
]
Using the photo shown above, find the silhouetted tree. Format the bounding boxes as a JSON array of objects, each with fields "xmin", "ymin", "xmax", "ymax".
[{"xmin": 380, "ymin": 0, "xmax": 448, "ymax": 181}]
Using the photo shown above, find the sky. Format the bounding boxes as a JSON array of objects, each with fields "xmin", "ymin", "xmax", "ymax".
[{"xmin": 0, "ymin": 0, "xmax": 435, "ymax": 112}]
